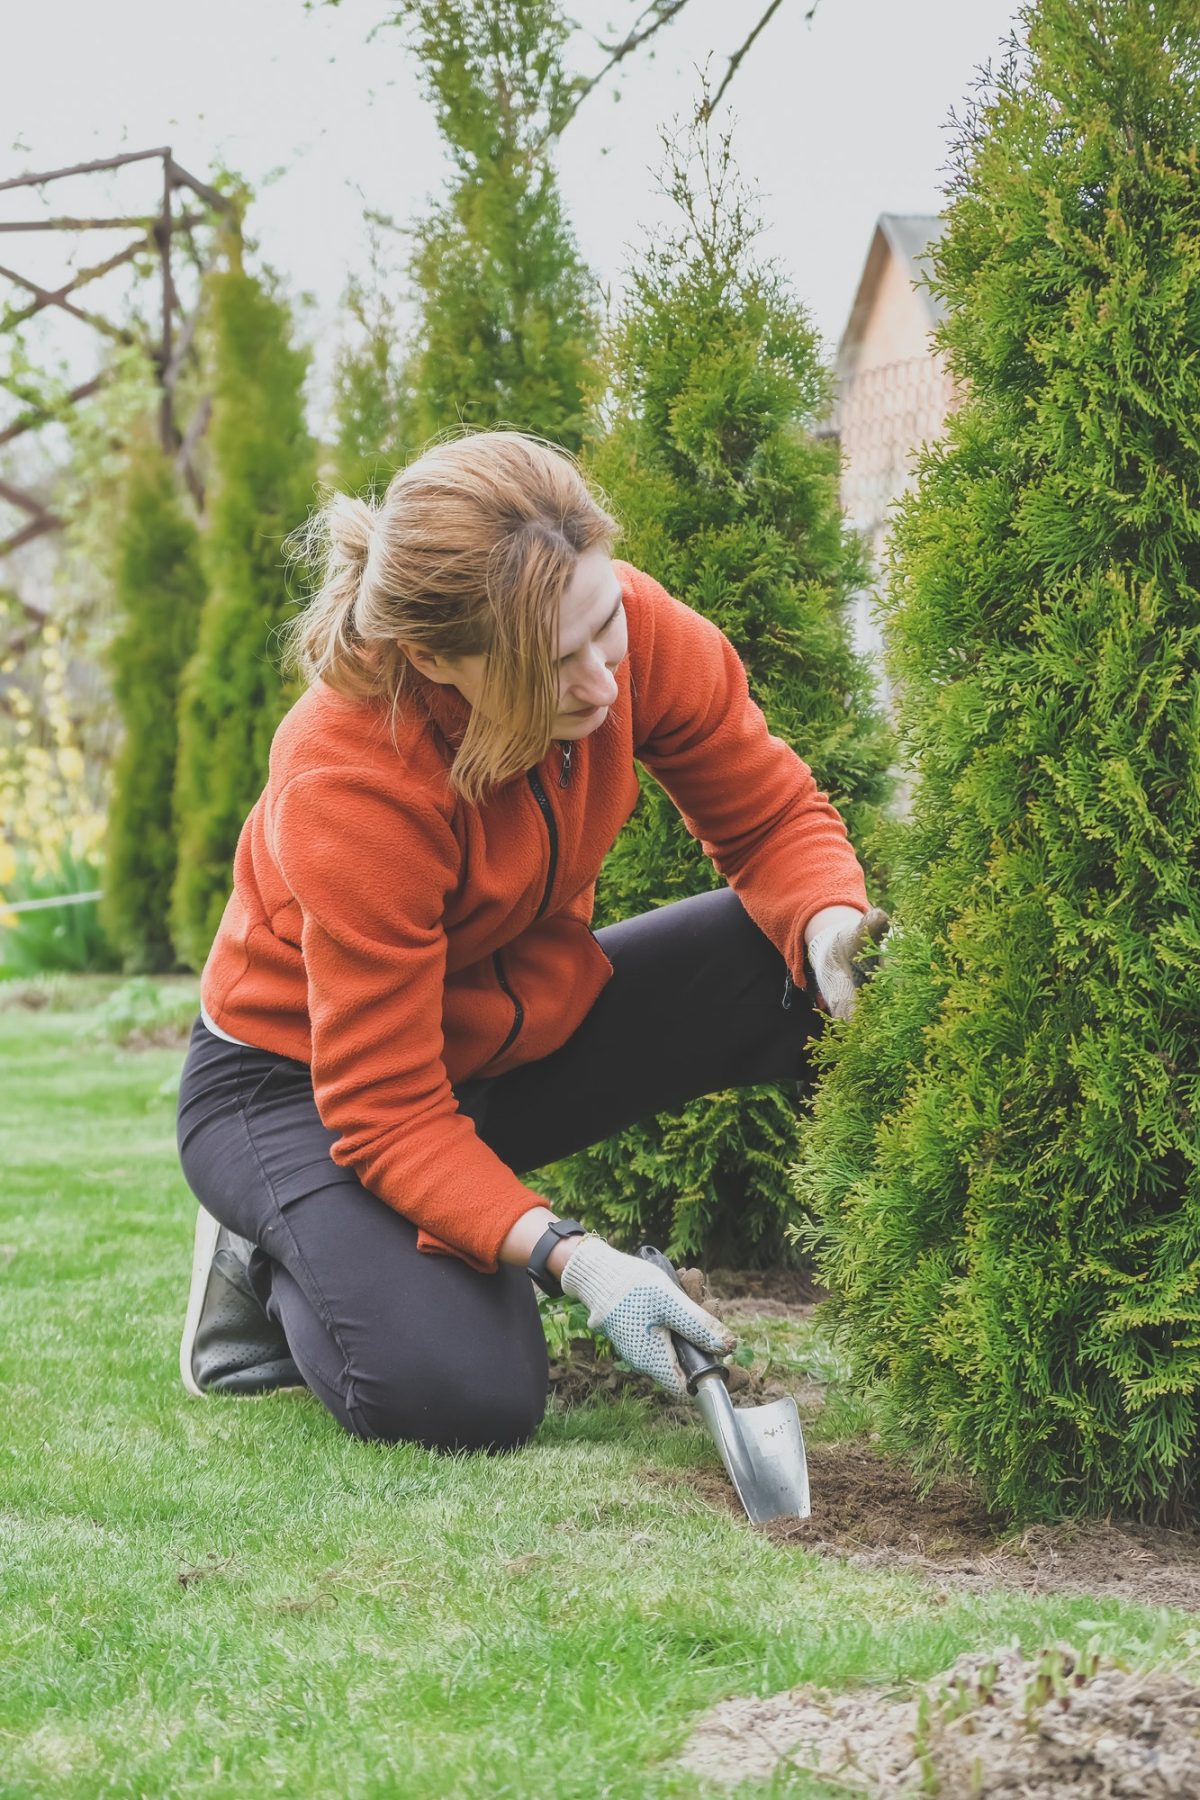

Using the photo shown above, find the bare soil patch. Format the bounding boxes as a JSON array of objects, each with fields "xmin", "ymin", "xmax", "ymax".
[
  {"xmin": 676, "ymin": 1644, "xmax": 1200, "ymax": 1795},
  {"xmin": 0, "ymin": 983, "xmax": 54, "ymax": 1010},
  {"xmin": 547, "ymin": 1265, "xmax": 823, "ymax": 1410},
  {"xmin": 547, "ymin": 1335, "xmax": 680, "ymax": 1412},
  {"xmin": 707, "ymin": 1265, "xmax": 824, "ymax": 1320},
  {"xmin": 547, "ymin": 1338, "xmax": 823, "ymax": 1416},
  {"xmin": 653, "ymin": 1442, "xmax": 1200, "ymax": 1613},
  {"xmin": 550, "ymin": 1266, "xmax": 1200, "ymax": 1613}
]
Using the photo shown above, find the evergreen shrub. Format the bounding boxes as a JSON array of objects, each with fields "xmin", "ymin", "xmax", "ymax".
[
  {"xmin": 330, "ymin": 249, "xmax": 413, "ymax": 499},
  {"xmin": 102, "ymin": 442, "xmax": 206, "ymax": 972},
  {"xmin": 171, "ymin": 250, "xmax": 317, "ymax": 970},
  {"xmin": 536, "ymin": 115, "xmax": 893, "ymax": 1266},
  {"xmin": 395, "ymin": 0, "xmax": 600, "ymax": 450},
  {"xmin": 794, "ymin": 0, "xmax": 1200, "ymax": 1520}
]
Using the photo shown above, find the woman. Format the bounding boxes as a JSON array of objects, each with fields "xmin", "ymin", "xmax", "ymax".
[{"xmin": 176, "ymin": 429, "xmax": 886, "ymax": 1453}]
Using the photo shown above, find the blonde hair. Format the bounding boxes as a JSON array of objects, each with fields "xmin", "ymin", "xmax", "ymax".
[{"xmin": 283, "ymin": 430, "xmax": 620, "ymax": 806}]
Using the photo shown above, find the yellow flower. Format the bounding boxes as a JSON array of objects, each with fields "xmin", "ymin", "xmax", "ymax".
[{"xmin": 57, "ymin": 747, "xmax": 85, "ymax": 785}]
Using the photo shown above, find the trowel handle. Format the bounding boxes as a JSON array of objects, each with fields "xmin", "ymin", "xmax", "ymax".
[{"xmin": 637, "ymin": 1244, "xmax": 729, "ymax": 1397}]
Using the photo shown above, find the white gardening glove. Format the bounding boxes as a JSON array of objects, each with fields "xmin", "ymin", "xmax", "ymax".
[
  {"xmin": 806, "ymin": 906, "xmax": 891, "ymax": 1021},
  {"xmin": 560, "ymin": 1236, "xmax": 736, "ymax": 1397}
]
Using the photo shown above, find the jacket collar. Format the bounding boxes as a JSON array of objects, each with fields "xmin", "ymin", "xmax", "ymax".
[
  {"xmin": 404, "ymin": 673, "xmax": 473, "ymax": 749},
  {"xmin": 402, "ymin": 671, "xmax": 579, "ymax": 765}
]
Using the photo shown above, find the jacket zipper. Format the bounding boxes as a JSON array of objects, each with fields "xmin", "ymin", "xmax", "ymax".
[
  {"xmin": 486, "ymin": 759, "xmax": 562, "ymax": 1066},
  {"xmin": 490, "ymin": 948, "xmax": 524, "ymax": 1061},
  {"xmin": 526, "ymin": 767, "xmax": 559, "ymax": 920}
]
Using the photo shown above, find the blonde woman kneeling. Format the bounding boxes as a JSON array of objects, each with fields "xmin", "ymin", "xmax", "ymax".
[{"xmin": 177, "ymin": 429, "xmax": 885, "ymax": 1450}]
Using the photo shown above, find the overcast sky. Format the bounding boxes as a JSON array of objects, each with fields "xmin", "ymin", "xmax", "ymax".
[{"xmin": 3, "ymin": 0, "xmax": 1020, "ymax": 430}]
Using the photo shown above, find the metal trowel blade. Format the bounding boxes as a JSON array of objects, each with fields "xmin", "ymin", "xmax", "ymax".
[{"xmin": 693, "ymin": 1378, "xmax": 811, "ymax": 1525}]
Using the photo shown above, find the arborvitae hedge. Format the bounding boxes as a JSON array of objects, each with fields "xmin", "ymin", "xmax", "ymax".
[
  {"xmin": 794, "ymin": 0, "xmax": 1200, "ymax": 1521},
  {"xmin": 397, "ymin": 0, "xmax": 600, "ymax": 450},
  {"xmin": 101, "ymin": 442, "xmax": 206, "ymax": 972},
  {"xmin": 171, "ymin": 251, "xmax": 317, "ymax": 970},
  {"xmin": 536, "ymin": 119, "xmax": 893, "ymax": 1266},
  {"xmin": 330, "ymin": 261, "xmax": 413, "ymax": 500}
]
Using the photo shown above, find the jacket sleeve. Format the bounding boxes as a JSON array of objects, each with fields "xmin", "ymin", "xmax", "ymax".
[
  {"xmin": 625, "ymin": 565, "xmax": 869, "ymax": 987},
  {"xmin": 270, "ymin": 768, "xmax": 546, "ymax": 1272}
]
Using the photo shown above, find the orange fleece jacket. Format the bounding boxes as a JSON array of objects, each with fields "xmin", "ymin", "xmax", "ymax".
[{"xmin": 200, "ymin": 562, "xmax": 869, "ymax": 1270}]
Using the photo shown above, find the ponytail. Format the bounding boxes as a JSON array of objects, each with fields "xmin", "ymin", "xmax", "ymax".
[{"xmin": 282, "ymin": 492, "xmax": 378, "ymax": 691}]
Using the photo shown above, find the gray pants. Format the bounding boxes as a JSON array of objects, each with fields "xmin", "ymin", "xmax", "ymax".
[{"xmin": 176, "ymin": 886, "xmax": 821, "ymax": 1452}]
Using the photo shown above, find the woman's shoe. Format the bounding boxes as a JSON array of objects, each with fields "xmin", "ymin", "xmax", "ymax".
[{"xmin": 179, "ymin": 1204, "xmax": 305, "ymax": 1396}]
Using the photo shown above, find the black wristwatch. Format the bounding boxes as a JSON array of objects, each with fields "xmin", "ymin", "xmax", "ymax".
[{"xmin": 527, "ymin": 1219, "xmax": 587, "ymax": 1297}]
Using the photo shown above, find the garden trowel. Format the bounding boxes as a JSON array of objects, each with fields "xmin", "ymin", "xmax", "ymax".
[{"xmin": 637, "ymin": 1245, "xmax": 811, "ymax": 1525}]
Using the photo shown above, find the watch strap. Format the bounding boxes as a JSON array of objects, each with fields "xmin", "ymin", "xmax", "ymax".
[{"xmin": 527, "ymin": 1218, "xmax": 587, "ymax": 1297}]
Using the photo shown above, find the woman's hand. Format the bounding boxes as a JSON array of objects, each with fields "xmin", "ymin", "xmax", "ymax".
[
  {"xmin": 559, "ymin": 1235, "xmax": 735, "ymax": 1396},
  {"xmin": 805, "ymin": 905, "xmax": 891, "ymax": 1021}
]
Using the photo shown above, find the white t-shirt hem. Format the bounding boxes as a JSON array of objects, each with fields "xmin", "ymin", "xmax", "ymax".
[{"xmin": 199, "ymin": 999, "xmax": 254, "ymax": 1048}]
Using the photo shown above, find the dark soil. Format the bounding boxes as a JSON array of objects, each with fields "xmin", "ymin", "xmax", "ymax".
[
  {"xmin": 656, "ymin": 1442, "xmax": 1200, "ymax": 1613},
  {"xmin": 546, "ymin": 1338, "xmax": 823, "ymax": 1416},
  {"xmin": 547, "ymin": 1337, "xmax": 681, "ymax": 1413},
  {"xmin": 550, "ymin": 1270, "xmax": 1200, "ymax": 1613},
  {"xmin": 546, "ymin": 1263, "xmax": 823, "ymax": 1410},
  {"xmin": 708, "ymin": 1274, "xmax": 820, "ymax": 1317}
]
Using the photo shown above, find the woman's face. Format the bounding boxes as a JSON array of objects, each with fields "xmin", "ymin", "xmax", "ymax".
[
  {"xmin": 406, "ymin": 546, "xmax": 628, "ymax": 739},
  {"xmin": 543, "ymin": 547, "xmax": 628, "ymax": 736}
]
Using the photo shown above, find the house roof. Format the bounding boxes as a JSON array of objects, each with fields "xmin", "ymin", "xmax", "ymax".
[{"xmin": 836, "ymin": 212, "xmax": 947, "ymax": 372}]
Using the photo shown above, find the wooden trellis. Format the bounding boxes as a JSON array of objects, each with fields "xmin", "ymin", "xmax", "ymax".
[{"xmin": 0, "ymin": 146, "xmax": 238, "ymax": 562}]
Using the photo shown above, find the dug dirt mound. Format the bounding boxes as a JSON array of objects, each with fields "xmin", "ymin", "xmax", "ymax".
[
  {"xmin": 707, "ymin": 1266, "xmax": 823, "ymax": 1319},
  {"xmin": 676, "ymin": 1644, "xmax": 1200, "ymax": 1795},
  {"xmin": 655, "ymin": 1442, "xmax": 1200, "ymax": 1612},
  {"xmin": 547, "ymin": 1335, "xmax": 684, "ymax": 1413},
  {"xmin": 547, "ymin": 1338, "xmax": 822, "ymax": 1415},
  {"xmin": 547, "ymin": 1264, "xmax": 824, "ymax": 1411}
]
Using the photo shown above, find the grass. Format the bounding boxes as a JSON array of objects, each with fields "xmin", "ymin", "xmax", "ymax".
[{"xmin": 2, "ymin": 978, "xmax": 1198, "ymax": 1799}]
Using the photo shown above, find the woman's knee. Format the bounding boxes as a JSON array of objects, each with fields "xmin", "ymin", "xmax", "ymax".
[
  {"xmin": 344, "ymin": 1296, "xmax": 550, "ymax": 1452},
  {"xmin": 348, "ymin": 1365, "xmax": 548, "ymax": 1454},
  {"xmin": 270, "ymin": 1247, "xmax": 549, "ymax": 1453}
]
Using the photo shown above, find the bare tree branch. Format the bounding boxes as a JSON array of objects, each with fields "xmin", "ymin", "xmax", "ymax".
[
  {"xmin": 704, "ymin": 0, "xmax": 812, "ymax": 117},
  {"xmin": 561, "ymin": 0, "xmax": 691, "ymax": 128},
  {"xmin": 562, "ymin": 0, "xmax": 819, "ymax": 133}
]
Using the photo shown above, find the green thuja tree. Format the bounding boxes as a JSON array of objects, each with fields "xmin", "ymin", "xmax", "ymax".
[
  {"xmin": 330, "ymin": 232, "xmax": 414, "ymax": 498},
  {"xmin": 395, "ymin": 0, "xmax": 600, "ymax": 450},
  {"xmin": 536, "ymin": 114, "xmax": 893, "ymax": 1266},
  {"xmin": 101, "ymin": 440, "xmax": 207, "ymax": 971},
  {"xmin": 794, "ymin": 0, "xmax": 1200, "ymax": 1521},
  {"xmin": 172, "ymin": 243, "xmax": 317, "ymax": 970}
]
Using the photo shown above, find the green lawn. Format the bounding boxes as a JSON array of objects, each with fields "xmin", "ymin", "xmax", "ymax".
[{"xmin": 1, "ymin": 979, "xmax": 1195, "ymax": 1798}]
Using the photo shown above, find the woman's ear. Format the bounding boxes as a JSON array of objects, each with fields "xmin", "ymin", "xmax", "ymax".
[{"xmin": 397, "ymin": 641, "xmax": 452, "ymax": 684}]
